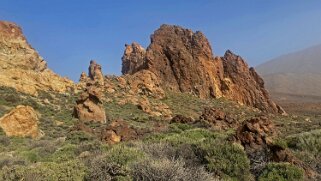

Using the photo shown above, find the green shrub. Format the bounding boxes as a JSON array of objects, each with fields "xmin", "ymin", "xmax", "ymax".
[
  {"xmin": 47, "ymin": 144, "xmax": 77, "ymax": 162},
  {"xmin": 200, "ymin": 141, "xmax": 252, "ymax": 180},
  {"xmin": 85, "ymin": 155, "xmax": 128, "ymax": 181},
  {"xmin": 258, "ymin": 162, "xmax": 304, "ymax": 181},
  {"xmin": 144, "ymin": 128, "xmax": 219, "ymax": 146},
  {"xmin": 0, "ymin": 155, "xmax": 26, "ymax": 169},
  {"xmin": 104, "ymin": 144, "xmax": 144, "ymax": 166},
  {"xmin": 67, "ymin": 131, "xmax": 95, "ymax": 144},
  {"xmin": 19, "ymin": 150, "xmax": 40, "ymax": 163},
  {"xmin": 286, "ymin": 129, "xmax": 321, "ymax": 157},
  {"xmin": 273, "ymin": 138, "xmax": 288, "ymax": 149},
  {"xmin": 0, "ymin": 160, "xmax": 86, "ymax": 181},
  {"xmin": 168, "ymin": 123, "xmax": 194, "ymax": 133},
  {"xmin": 130, "ymin": 158, "xmax": 215, "ymax": 181}
]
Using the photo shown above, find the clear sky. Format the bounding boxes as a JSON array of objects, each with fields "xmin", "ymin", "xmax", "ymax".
[{"xmin": 1, "ymin": 0, "xmax": 321, "ymax": 81}]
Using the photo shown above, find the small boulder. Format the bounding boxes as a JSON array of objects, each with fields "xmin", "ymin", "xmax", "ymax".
[
  {"xmin": 0, "ymin": 105, "xmax": 41, "ymax": 138},
  {"xmin": 101, "ymin": 120, "xmax": 138, "ymax": 144},
  {"xmin": 73, "ymin": 86, "xmax": 107, "ymax": 123},
  {"xmin": 198, "ymin": 107, "xmax": 238, "ymax": 130},
  {"xmin": 235, "ymin": 116, "xmax": 275, "ymax": 149}
]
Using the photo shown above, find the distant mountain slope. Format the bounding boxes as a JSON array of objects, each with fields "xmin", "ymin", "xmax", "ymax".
[{"xmin": 257, "ymin": 44, "xmax": 321, "ymax": 96}]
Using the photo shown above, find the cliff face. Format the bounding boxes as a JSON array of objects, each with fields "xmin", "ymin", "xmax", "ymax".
[
  {"xmin": 0, "ymin": 21, "xmax": 74, "ymax": 96},
  {"xmin": 122, "ymin": 24, "xmax": 284, "ymax": 114}
]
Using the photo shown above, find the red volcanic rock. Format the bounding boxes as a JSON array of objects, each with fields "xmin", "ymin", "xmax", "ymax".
[
  {"xmin": 121, "ymin": 24, "xmax": 285, "ymax": 114},
  {"xmin": 221, "ymin": 50, "xmax": 285, "ymax": 114},
  {"xmin": 235, "ymin": 116, "xmax": 276, "ymax": 149},
  {"xmin": 198, "ymin": 107, "xmax": 239, "ymax": 130}
]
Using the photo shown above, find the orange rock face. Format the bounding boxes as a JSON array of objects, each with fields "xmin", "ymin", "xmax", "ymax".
[
  {"xmin": 122, "ymin": 42, "xmax": 146, "ymax": 75},
  {"xmin": 0, "ymin": 21, "xmax": 74, "ymax": 96},
  {"xmin": 121, "ymin": 24, "xmax": 285, "ymax": 114},
  {"xmin": 0, "ymin": 105, "xmax": 41, "ymax": 138},
  {"xmin": 73, "ymin": 86, "xmax": 107, "ymax": 123}
]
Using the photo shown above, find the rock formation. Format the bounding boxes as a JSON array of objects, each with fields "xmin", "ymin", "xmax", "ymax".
[
  {"xmin": 198, "ymin": 107, "xmax": 239, "ymax": 130},
  {"xmin": 124, "ymin": 70, "xmax": 165, "ymax": 99},
  {"xmin": 235, "ymin": 116, "xmax": 276, "ymax": 149},
  {"xmin": 73, "ymin": 86, "xmax": 107, "ymax": 123},
  {"xmin": 122, "ymin": 43, "xmax": 146, "ymax": 75},
  {"xmin": 0, "ymin": 105, "xmax": 41, "ymax": 138},
  {"xmin": 0, "ymin": 21, "xmax": 74, "ymax": 96},
  {"xmin": 121, "ymin": 24, "xmax": 285, "ymax": 114},
  {"xmin": 100, "ymin": 119, "xmax": 138, "ymax": 144},
  {"xmin": 88, "ymin": 60, "xmax": 105, "ymax": 86}
]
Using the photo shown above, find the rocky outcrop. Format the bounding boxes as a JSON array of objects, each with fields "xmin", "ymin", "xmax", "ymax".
[
  {"xmin": 73, "ymin": 119, "xmax": 138, "ymax": 145},
  {"xmin": 122, "ymin": 43, "xmax": 146, "ymax": 75},
  {"xmin": 124, "ymin": 70, "xmax": 165, "ymax": 99},
  {"xmin": 0, "ymin": 21, "xmax": 74, "ymax": 96},
  {"xmin": 235, "ymin": 116, "xmax": 276, "ymax": 149},
  {"xmin": 73, "ymin": 86, "xmax": 106, "ymax": 123},
  {"xmin": 88, "ymin": 60, "xmax": 105, "ymax": 86},
  {"xmin": 221, "ymin": 51, "xmax": 285, "ymax": 114},
  {"xmin": 0, "ymin": 105, "xmax": 41, "ymax": 138},
  {"xmin": 198, "ymin": 107, "xmax": 239, "ymax": 130},
  {"xmin": 101, "ymin": 120, "xmax": 138, "ymax": 144},
  {"xmin": 121, "ymin": 24, "xmax": 285, "ymax": 114}
]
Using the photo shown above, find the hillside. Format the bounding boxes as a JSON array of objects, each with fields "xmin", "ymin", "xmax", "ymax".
[
  {"xmin": 0, "ymin": 21, "xmax": 320, "ymax": 180},
  {"xmin": 257, "ymin": 44, "xmax": 321, "ymax": 96}
]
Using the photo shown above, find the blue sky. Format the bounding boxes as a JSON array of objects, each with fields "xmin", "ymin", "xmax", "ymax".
[{"xmin": 1, "ymin": 0, "xmax": 321, "ymax": 81}]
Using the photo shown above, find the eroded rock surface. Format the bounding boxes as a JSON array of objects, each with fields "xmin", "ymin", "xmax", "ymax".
[
  {"xmin": 122, "ymin": 43, "xmax": 146, "ymax": 75},
  {"xmin": 121, "ymin": 24, "xmax": 285, "ymax": 114},
  {"xmin": 0, "ymin": 105, "xmax": 41, "ymax": 138},
  {"xmin": 198, "ymin": 107, "xmax": 239, "ymax": 130},
  {"xmin": 235, "ymin": 116, "xmax": 276, "ymax": 149},
  {"xmin": 101, "ymin": 120, "xmax": 138, "ymax": 144},
  {"xmin": 88, "ymin": 60, "xmax": 105, "ymax": 86},
  {"xmin": 0, "ymin": 21, "xmax": 74, "ymax": 96},
  {"xmin": 73, "ymin": 86, "xmax": 107, "ymax": 123}
]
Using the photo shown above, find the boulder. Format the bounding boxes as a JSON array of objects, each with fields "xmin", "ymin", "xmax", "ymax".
[
  {"xmin": 235, "ymin": 116, "xmax": 275, "ymax": 149},
  {"xmin": 0, "ymin": 105, "xmax": 41, "ymax": 138},
  {"xmin": 101, "ymin": 120, "xmax": 138, "ymax": 144},
  {"xmin": 73, "ymin": 86, "xmax": 106, "ymax": 123},
  {"xmin": 198, "ymin": 107, "xmax": 239, "ymax": 130}
]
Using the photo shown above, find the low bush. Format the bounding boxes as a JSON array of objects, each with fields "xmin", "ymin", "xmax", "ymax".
[
  {"xmin": 286, "ymin": 129, "xmax": 321, "ymax": 157},
  {"xmin": 104, "ymin": 144, "xmax": 145, "ymax": 166},
  {"xmin": 199, "ymin": 141, "xmax": 252, "ymax": 180},
  {"xmin": 47, "ymin": 144, "xmax": 77, "ymax": 162},
  {"xmin": 0, "ymin": 155, "xmax": 26, "ymax": 169},
  {"xmin": 144, "ymin": 128, "xmax": 219, "ymax": 146},
  {"xmin": 85, "ymin": 155, "xmax": 127, "ymax": 181},
  {"xmin": 0, "ymin": 160, "xmax": 86, "ymax": 181},
  {"xmin": 130, "ymin": 158, "xmax": 215, "ymax": 181},
  {"xmin": 258, "ymin": 162, "xmax": 304, "ymax": 181}
]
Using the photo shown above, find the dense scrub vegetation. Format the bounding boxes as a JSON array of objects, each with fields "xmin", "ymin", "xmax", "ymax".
[{"xmin": 0, "ymin": 86, "xmax": 320, "ymax": 180}]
